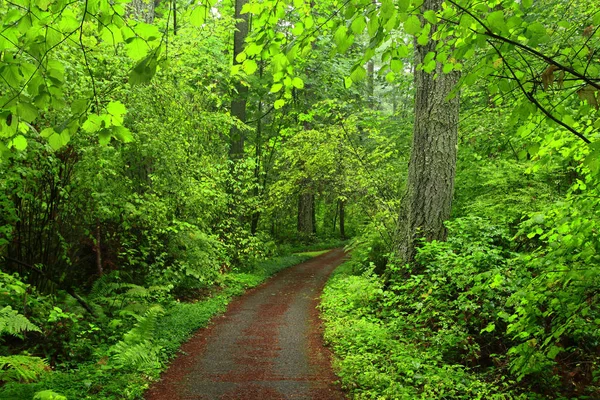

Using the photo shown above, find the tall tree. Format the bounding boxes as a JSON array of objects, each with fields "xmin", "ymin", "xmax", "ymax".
[
  {"xmin": 229, "ymin": 0, "xmax": 250, "ymax": 159},
  {"xmin": 395, "ymin": 0, "xmax": 460, "ymax": 264}
]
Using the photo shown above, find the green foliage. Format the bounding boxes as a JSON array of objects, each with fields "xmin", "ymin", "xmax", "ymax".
[
  {"xmin": 109, "ymin": 305, "xmax": 164, "ymax": 372},
  {"xmin": 33, "ymin": 390, "xmax": 67, "ymax": 400},
  {"xmin": 321, "ymin": 260, "xmax": 525, "ymax": 399},
  {"xmin": 0, "ymin": 356, "xmax": 48, "ymax": 383},
  {"xmin": 0, "ymin": 306, "xmax": 40, "ymax": 337}
]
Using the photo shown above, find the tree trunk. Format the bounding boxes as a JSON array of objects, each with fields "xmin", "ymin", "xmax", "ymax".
[
  {"xmin": 229, "ymin": 0, "xmax": 250, "ymax": 159},
  {"xmin": 128, "ymin": 0, "xmax": 155, "ymax": 23},
  {"xmin": 367, "ymin": 60, "xmax": 375, "ymax": 109},
  {"xmin": 339, "ymin": 199, "xmax": 345, "ymax": 239},
  {"xmin": 395, "ymin": 0, "xmax": 460, "ymax": 265},
  {"xmin": 298, "ymin": 193, "xmax": 315, "ymax": 237}
]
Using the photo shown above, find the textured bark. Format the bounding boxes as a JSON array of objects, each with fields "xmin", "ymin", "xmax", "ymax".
[
  {"xmin": 396, "ymin": 0, "xmax": 460, "ymax": 264},
  {"xmin": 128, "ymin": 0, "xmax": 155, "ymax": 23},
  {"xmin": 229, "ymin": 0, "xmax": 250, "ymax": 159},
  {"xmin": 298, "ymin": 193, "xmax": 315, "ymax": 236}
]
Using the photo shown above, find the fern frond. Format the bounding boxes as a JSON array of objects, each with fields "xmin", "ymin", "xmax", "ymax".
[
  {"xmin": 33, "ymin": 390, "xmax": 67, "ymax": 400},
  {"xmin": 0, "ymin": 355, "xmax": 48, "ymax": 383},
  {"xmin": 123, "ymin": 305, "xmax": 164, "ymax": 344},
  {"xmin": 110, "ymin": 340, "xmax": 159, "ymax": 370},
  {"xmin": 124, "ymin": 285, "xmax": 152, "ymax": 298},
  {"xmin": 109, "ymin": 305, "xmax": 164, "ymax": 371},
  {"xmin": 0, "ymin": 306, "xmax": 40, "ymax": 337}
]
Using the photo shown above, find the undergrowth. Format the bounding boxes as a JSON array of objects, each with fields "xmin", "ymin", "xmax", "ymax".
[{"xmin": 0, "ymin": 254, "xmax": 312, "ymax": 400}]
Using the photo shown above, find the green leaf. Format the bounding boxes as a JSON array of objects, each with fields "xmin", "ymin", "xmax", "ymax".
[
  {"xmin": 270, "ymin": 83, "xmax": 283, "ymax": 93},
  {"xmin": 129, "ymin": 51, "xmax": 159, "ymax": 85},
  {"xmin": 292, "ymin": 77, "xmax": 304, "ymax": 89},
  {"xmin": 486, "ymin": 11, "xmax": 505, "ymax": 33},
  {"xmin": 334, "ymin": 26, "xmax": 354, "ymax": 52},
  {"xmin": 17, "ymin": 102, "xmax": 37, "ymax": 123},
  {"xmin": 397, "ymin": 0, "xmax": 409, "ymax": 12},
  {"xmin": 292, "ymin": 22, "xmax": 304, "ymax": 36},
  {"xmin": 334, "ymin": 25, "xmax": 348, "ymax": 47},
  {"xmin": 367, "ymin": 16, "xmax": 380, "ymax": 36},
  {"xmin": 350, "ymin": 65, "xmax": 367, "ymax": 82},
  {"xmin": 274, "ymin": 99, "xmax": 285, "ymax": 109},
  {"xmin": 126, "ymin": 37, "xmax": 150, "ymax": 61},
  {"xmin": 481, "ymin": 323, "xmax": 495, "ymax": 333},
  {"xmin": 99, "ymin": 129, "xmax": 112, "ymax": 146},
  {"xmin": 391, "ymin": 59, "xmax": 402, "ymax": 73},
  {"xmin": 82, "ymin": 114, "xmax": 104, "ymax": 133},
  {"xmin": 107, "ymin": 101, "xmax": 127, "ymax": 117},
  {"xmin": 11, "ymin": 135, "xmax": 27, "ymax": 150},
  {"xmin": 344, "ymin": 76, "xmax": 353, "ymax": 88},
  {"xmin": 113, "ymin": 126, "xmax": 133, "ymax": 143},
  {"xmin": 403, "ymin": 15, "xmax": 421, "ymax": 35},
  {"xmin": 59, "ymin": 130, "xmax": 70, "ymax": 146},
  {"xmin": 242, "ymin": 59, "xmax": 258, "ymax": 75},
  {"xmin": 40, "ymin": 127, "xmax": 54, "ymax": 138},
  {"xmin": 48, "ymin": 133, "xmax": 63, "ymax": 150},
  {"xmin": 423, "ymin": 10, "xmax": 437, "ymax": 24},
  {"xmin": 351, "ymin": 16, "xmax": 367, "ymax": 35}
]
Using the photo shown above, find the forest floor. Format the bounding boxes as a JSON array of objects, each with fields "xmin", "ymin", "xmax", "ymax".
[{"xmin": 144, "ymin": 248, "xmax": 348, "ymax": 400}]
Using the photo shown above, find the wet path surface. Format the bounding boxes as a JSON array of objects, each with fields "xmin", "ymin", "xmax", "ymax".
[{"xmin": 145, "ymin": 249, "xmax": 348, "ymax": 400}]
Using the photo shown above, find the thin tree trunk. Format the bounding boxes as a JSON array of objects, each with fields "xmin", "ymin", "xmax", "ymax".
[
  {"xmin": 95, "ymin": 223, "xmax": 103, "ymax": 276},
  {"xmin": 367, "ymin": 60, "xmax": 375, "ymax": 109},
  {"xmin": 396, "ymin": 0, "xmax": 460, "ymax": 265},
  {"xmin": 229, "ymin": 0, "xmax": 250, "ymax": 159},
  {"xmin": 250, "ymin": 63, "xmax": 264, "ymax": 234},
  {"xmin": 333, "ymin": 201, "xmax": 338, "ymax": 233},
  {"xmin": 339, "ymin": 199, "xmax": 345, "ymax": 239}
]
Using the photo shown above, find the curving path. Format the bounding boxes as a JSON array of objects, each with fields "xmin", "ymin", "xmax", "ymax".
[{"xmin": 145, "ymin": 248, "xmax": 348, "ymax": 400}]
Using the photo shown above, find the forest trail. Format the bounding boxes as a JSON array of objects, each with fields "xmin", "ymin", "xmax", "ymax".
[{"xmin": 145, "ymin": 249, "xmax": 348, "ymax": 400}]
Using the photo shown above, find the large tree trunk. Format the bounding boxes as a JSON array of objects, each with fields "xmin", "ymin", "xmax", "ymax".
[
  {"xmin": 298, "ymin": 193, "xmax": 315, "ymax": 237},
  {"xmin": 395, "ymin": 0, "xmax": 460, "ymax": 265},
  {"xmin": 229, "ymin": 0, "xmax": 249, "ymax": 159},
  {"xmin": 128, "ymin": 0, "xmax": 156, "ymax": 23}
]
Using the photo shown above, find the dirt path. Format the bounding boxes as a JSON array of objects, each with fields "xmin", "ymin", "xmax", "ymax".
[{"xmin": 145, "ymin": 249, "xmax": 348, "ymax": 400}]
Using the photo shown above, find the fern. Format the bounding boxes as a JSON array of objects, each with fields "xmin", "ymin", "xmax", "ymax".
[
  {"xmin": 33, "ymin": 390, "xmax": 67, "ymax": 400},
  {"xmin": 123, "ymin": 305, "xmax": 163, "ymax": 343},
  {"xmin": 0, "ymin": 306, "xmax": 40, "ymax": 337},
  {"xmin": 109, "ymin": 305, "xmax": 164, "ymax": 371},
  {"xmin": 0, "ymin": 355, "xmax": 48, "ymax": 382},
  {"xmin": 110, "ymin": 340, "xmax": 159, "ymax": 370}
]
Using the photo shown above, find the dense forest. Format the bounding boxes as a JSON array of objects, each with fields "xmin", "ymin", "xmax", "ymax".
[{"xmin": 0, "ymin": 0, "xmax": 599, "ymax": 398}]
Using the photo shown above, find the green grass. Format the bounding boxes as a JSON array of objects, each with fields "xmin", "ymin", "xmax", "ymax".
[
  {"xmin": 294, "ymin": 249, "xmax": 329, "ymax": 257},
  {"xmin": 0, "ymin": 254, "xmax": 314, "ymax": 400}
]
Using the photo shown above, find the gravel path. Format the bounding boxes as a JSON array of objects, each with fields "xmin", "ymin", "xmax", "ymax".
[{"xmin": 145, "ymin": 248, "xmax": 348, "ymax": 400}]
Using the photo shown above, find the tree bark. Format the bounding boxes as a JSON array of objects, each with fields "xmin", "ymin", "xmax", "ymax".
[
  {"xmin": 128, "ymin": 0, "xmax": 155, "ymax": 23},
  {"xmin": 339, "ymin": 199, "xmax": 345, "ymax": 239},
  {"xmin": 229, "ymin": 0, "xmax": 250, "ymax": 159},
  {"xmin": 395, "ymin": 0, "xmax": 460, "ymax": 265},
  {"xmin": 298, "ymin": 193, "xmax": 315, "ymax": 237},
  {"xmin": 367, "ymin": 60, "xmax": 375, "ymax": 109}
]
